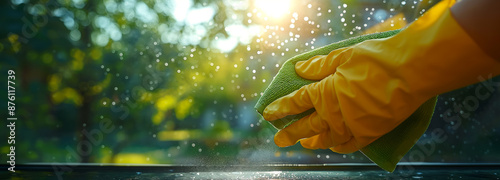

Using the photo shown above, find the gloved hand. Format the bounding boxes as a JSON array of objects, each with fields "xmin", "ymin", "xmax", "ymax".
[{"xmin": 263, "ymin": 0, "xmax": 500, "ymax": 154}]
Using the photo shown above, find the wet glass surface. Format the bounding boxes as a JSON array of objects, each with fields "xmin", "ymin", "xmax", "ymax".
[{"xmin": 2, "ymin": 163, "xmax": 500, "ymax": 179}]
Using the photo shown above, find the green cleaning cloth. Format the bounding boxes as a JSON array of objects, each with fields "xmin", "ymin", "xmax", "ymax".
[{"xmin": 254, "ymin": 29, "xmax": 438, "ymax": 172}]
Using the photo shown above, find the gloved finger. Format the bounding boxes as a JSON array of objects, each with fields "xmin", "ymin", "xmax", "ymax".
[
  {"xmin": 295, "ymin": 47, "xmax": 350, "ymax": 80},
  {"xmin": 299, "ymin": 131, "xmax": 336, "ymax": 149},
  {"xmin": 330, "ymin": 140, "xmax": 359, "ymax": 154},
  {"xmin": 298, "ymin": 133, "xmax": 330, "ymax": 149},
  {"xmin": 299, "ymin": 133, "xmax": 359, "ymax": 154},
  {"xmin": 263, "ymin": 81, "xmax": 320, "ymax": 121},
  {"xmin": 299, "ymin": 127, "xmax": 353, "ymax": 150},
  {"xmin": 274, "ymin": 111, "xmax": 327, "ymax": 147}
]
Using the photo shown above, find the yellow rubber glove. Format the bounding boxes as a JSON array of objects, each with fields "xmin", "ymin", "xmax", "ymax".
[{"xmin": 263, "ymin": 0, "xmax": 500, "ymax": 154}]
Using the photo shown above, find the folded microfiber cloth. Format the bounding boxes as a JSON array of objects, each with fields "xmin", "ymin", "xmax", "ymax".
[{"xmin": 255, "ymin": 29, "xmax": 438, "ymax": 172}]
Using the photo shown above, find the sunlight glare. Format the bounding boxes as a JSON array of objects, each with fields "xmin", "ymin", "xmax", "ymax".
[{"xmin": 254, "ymin": 0, "xmax": 291, "ymax": 19}]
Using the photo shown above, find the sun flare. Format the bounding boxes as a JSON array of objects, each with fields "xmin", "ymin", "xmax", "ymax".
[{"xmin": 254, "ymin": 0, "xmax": 291, "ymax": 19}]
